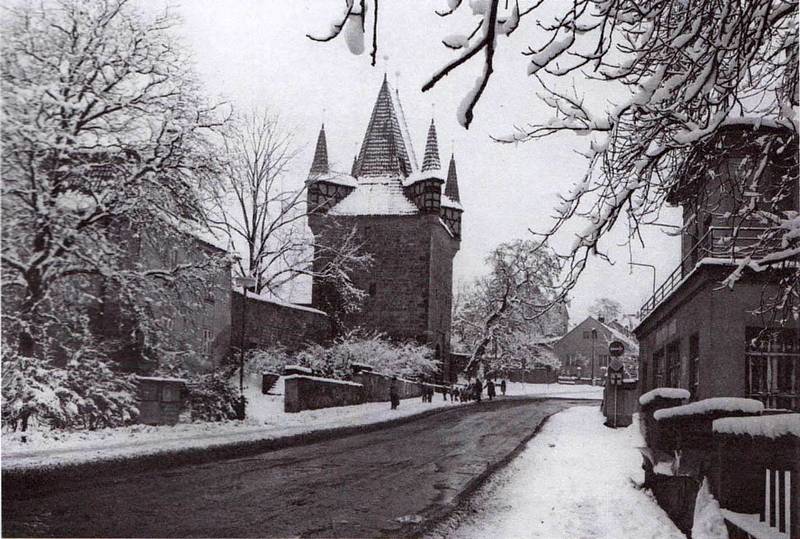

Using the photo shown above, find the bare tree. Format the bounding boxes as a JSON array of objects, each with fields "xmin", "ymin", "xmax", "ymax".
[
  {"xmin": 206, "ymin": 110, "xmax": 304, "ymax": 293},
  {"xmin": 1, "ymin": 0, "xmax": 229, "ymax": 360},
  {"xmin": 310, "ymin": 0, "xmax": 799, "ymax": 323},
  {"xmin": 206, "ymin": 110, "xmax": 372, "ymax": 317}
]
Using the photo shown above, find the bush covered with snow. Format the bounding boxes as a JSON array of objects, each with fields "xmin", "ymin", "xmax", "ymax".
[
  {"xmin": 639, "ymin": 387, "xmax": 690, "ymax": 406},
  {"xmin": 2, "ymin": 351, "xmax": 139, "ymax": 432},
  {"xmin": 712, "ymin": 413, "xmax": 800, "ymax": 439},
  {"xmin": 186, "ymin": 369, "xmax": 241, "ymax": 422},
  {"xmin": 292, "ymin": 331, "xmax": 438, "ymax": 380},
  {"xmin": 245, "ymin": 346, "xmax": 291, "ymax": 376},
  {"xmin": 654, "ymin": 398, "xmax": 764, "ymax": 421}
]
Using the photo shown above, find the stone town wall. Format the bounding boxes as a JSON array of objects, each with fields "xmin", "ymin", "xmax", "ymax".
[
  {"xmin": 284, "ymin": 375, "xmax": 365, "ymax": 412},
  {"xmin": 231, "ymin": 292, "xmax": 330, "ymax": 353},
  {"xmin": 351, "ymin": 371, "xmax": 427, "ymax": 402}
]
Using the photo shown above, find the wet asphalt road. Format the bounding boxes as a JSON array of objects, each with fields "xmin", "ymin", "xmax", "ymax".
[{"xmin": 3, "ymin": 397, "xmax": 595, "ymax": 538}]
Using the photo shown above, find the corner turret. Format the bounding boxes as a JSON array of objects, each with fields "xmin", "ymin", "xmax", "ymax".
[{"xmin": 440, "ymin": 153, "xmax": 463, "ymax": 239}]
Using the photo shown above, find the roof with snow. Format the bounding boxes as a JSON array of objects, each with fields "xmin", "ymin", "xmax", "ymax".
[
  {"xmin": 353, "ymin": 76, "xmax": 415, "ymax": 178},
  {"xmin": 445, "ymin": 153, "xmax": 461, "ymax": 202},
  {"xmin": 308, "ymin": 79, "xmax": 465, "ymax": 220},
  {"xmin": 329, "ymin": 177, "xmax": 419, "ymax": 216}
]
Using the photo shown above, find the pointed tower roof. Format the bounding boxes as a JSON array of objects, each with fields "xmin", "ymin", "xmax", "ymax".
[
  {"xmin": 444, "ymin": 153, "xmax": 461, "ymax": 202},
  {"xmin": 421, "ymin": 119, "xmax": 441, "ymax": 172},
  {"xmin": 353, "ymin": 77, "xmax": 415, "ymax": 178},
  {"xmin": 309, "ymin": 124, "xmax": 329, "ymax": 175}
]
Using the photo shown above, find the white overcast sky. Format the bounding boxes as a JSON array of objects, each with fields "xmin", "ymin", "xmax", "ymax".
[{"xmin": 170, "ymin": 0, "xmax": 682, "ymax": 326}]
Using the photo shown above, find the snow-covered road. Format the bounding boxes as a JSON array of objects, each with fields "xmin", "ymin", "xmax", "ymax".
[{"xmin": 428, "ymin": 406, "xmax": 685, "ymax": 539}]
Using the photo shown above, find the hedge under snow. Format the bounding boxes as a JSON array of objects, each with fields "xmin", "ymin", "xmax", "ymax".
[
  {"xmin": 638, "ymin": 388, "xmax": 690, "ymax": 406},
  {"xmin": 654, "ymin": 398, "xmax": 764, "ymax": 421},
  {"xmin": 712, "ymin": 413, "xmax": 800, "ymax": 439}
]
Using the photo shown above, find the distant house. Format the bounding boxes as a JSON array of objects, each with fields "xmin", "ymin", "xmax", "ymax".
[{"xmin": 554, "ymin": 316, "xmax": 639, "ymax": 380}]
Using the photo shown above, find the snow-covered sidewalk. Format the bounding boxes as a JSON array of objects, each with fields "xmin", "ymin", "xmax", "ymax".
[{"xmin": 429, "ymin": 406, "xmax": 685, "ymax": 539}]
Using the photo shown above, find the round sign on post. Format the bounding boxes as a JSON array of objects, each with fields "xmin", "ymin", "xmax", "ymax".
[{"xmin": 608, "ymin": 340, "xmax": 625, "ymax": 357}]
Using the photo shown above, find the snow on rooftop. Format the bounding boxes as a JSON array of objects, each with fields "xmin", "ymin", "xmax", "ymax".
[
  {"xmin": 328, "ymin": 177, "xmax": 419, "ymax": 216},
  {"xmin": 654, "ymin": 397, "xmax": 764, "ymax": 421},
  {"xmin": 233, "ymin": 289, "xmax": 327, "ymax": 316},
  {"xmin": 713, "ymin": 413, "xmax": 800, "ymax": 439},
  {"xmin": 639, "ymin": 387, "xmax": 690, "ymax": 406},
  {"xmin": 403, "ymin": 168, "xmax": 444, "ymax": 187},
  {"xmin": 307, "ymin": 171, "xmax": 358, "ymax": 187},
  {"xmin": 441, "ymin": 194, "xmax": 463, "ymax": 211}
]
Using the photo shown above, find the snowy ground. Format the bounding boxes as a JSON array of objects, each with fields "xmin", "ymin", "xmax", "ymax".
[
  {"xmin": 502, "ymin": 382, "xmax": 604, "ymax": 400},
  {"xmin": 428, "ymin": 406, "xmax": 685, "ymax": 539},
  {"xmin": 1, "ymin": 379, "xmax": 601, "ymax": 472}
]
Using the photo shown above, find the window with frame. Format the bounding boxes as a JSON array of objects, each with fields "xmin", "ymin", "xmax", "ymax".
[
  {"xmin": 689, "ymin": 334, "xmax": 700, "ymax": 400},
  {"xmin": 202, "ymin": 328, "xmax": 212, "ymax": 356},
  {"xmin": 666, "ymin": 340, "xmax": 681, "ymax": 388},
  {"xmin": 745, "ymin": 327, "xmax": 799, "ymax": 411},
  {"xmin": 654, "ymin": 349, "xmax": 665, "ymax": 388}
]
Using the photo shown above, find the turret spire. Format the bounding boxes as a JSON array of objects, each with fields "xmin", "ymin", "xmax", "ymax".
[
  {"xmin": 444, "ymin": 153, "xmax": 461, "ymax": 202},
  {"xmin": 310, "ymin": 124, "xmax": 329, "ymax": 175},
  {"xmin": 353, "ymin": 78, "xmax": 414, "ymax": 178},
  {"xmin": 421, "ymin": 119, "xmax": 441, "ymax": 172}
]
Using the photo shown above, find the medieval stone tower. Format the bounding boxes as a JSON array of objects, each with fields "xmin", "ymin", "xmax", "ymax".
[{"xmin": 307, "ymin": 77, "xmax": 463, "ymax": 367}]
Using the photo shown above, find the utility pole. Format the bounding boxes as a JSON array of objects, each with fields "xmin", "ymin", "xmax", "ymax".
[
  {"xmin": 234, "ymin": 272, "xmax": 257, "ymax": 420},
  {"xmin": 591, "ymin": 327, "xmax": 597, "ymax": 385}
]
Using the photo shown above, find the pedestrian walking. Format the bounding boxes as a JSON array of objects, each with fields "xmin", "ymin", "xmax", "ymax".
[
  {"xmin": 500, "ymin": 379, "xmax": 507, "ymax": 396},
  {"xmin": 487, "ymin": 379, "xmax": 496, "ymax": 401},
  {"xmin": 474, "ymin": 378, "xmax": 483, "ymax": 403},
  {"xmin": 390, "ymin": 376, "xmax": 400, "ymax": 410}
]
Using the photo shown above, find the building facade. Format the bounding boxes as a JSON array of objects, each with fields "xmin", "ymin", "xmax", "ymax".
[
  {"xmin": 634, "ymin": 125, "xmax": 799, "ymax": 410},
  {"xmin": 554, "ymin": 316, "xmax": 639, "ymax": 379},
  {"xmin": 306, "ymin": 78, "xmax": 463, "ymax": 376}
]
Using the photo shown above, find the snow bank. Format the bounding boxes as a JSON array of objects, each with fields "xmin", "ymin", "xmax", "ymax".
[
  {"xmin": 691, "ymin": 478, "xmax": 729, "ymax": 539},
  {"xmin": 654, "ymin": 398, "xmax": 763, "ymax": 421},
  {"xmin": 283, "ymin": 364, "xmax": 313, "ymax": 374},
  {"xmin": 429, "ymin": 406, "xmax": 684, "ymax": 538},
  {"xmin": 2, "ymin": 375, "xmax": 466, "ymax": 471},
  {"xmin": 503, "ymin": 382, "xmax": 604, "ymax": 400},
  {"xmin": 639, "ymin": 387, "xmax": 691, "ymax": 406},
  {"xmin": 712, "ymin": 413, "xmax": 800, "ymax": 439}
]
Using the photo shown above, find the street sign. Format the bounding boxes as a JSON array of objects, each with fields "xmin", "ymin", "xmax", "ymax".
[
  {"xmin": 608, "ymin": 358, "xmax": 625, "ymax": 386},
  {"xmin": 608, "ymin": 340, "xmax": 625, "ymax": 357}
]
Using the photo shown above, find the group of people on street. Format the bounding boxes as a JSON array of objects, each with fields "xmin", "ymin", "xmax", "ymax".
[{"xmin": 390, "ymin": 376, "xmax": 509, "ymax": 410}]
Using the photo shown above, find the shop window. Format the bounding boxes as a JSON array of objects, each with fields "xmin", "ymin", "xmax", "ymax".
[{"xmin": 745, "ymin": 327, "xmax": 799, "ymax": 411}]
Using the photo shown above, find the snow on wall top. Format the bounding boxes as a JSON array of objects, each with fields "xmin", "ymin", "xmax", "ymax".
[
  {"xmin": 638, "ymin": 387, "xmax": 690, "ymax": 406},
  {"xmin": 233, "ymin": 289, "xmax": 328, "ymax": 316},
  {"xmin": 654, "ymin": 397, "xmax": 764, "ymax": 421},
  {"xmin": 136, "ymin": 376, "xmax": 188, "ymax": 384},
  {"xmin": 712, "ymin": 413, "xmax": 800, "ymax": 439},
  {"xmin": 283, "ymin": 374, "xmax": 364, "ymax": 387},
  {"xmin": 328, "ymin": 178, "xmax": 419, "ymax": 216}
]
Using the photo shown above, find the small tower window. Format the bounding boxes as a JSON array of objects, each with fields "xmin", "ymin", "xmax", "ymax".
[{"xmin": 369, "ymin": 283, "xmax": 377, "ymax": 296}]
